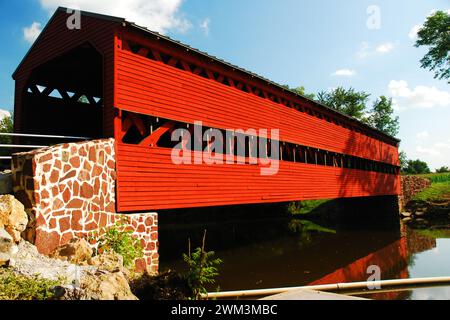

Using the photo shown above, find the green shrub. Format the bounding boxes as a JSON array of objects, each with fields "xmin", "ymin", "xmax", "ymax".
[
  {"xmin": 94, "ymin": 219, "xmax": 144, "ymax": 269},
  {"xmin": 0, "ymin": 269, "xmax": 60, "ymax": 300},
  {"xmin": 182, "ymin": 231, "xmax": 222, "ymax": 300}
]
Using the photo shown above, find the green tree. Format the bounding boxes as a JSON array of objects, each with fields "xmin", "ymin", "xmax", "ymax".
[
  {"xmin": 399, "ymin": 151, "xmax": 408, "ymax": 172},
  {"xmin": 0, "ymin": 113, "xmax": 13, "ymax": 161},
  {"xmin": 282, "ymin": 85, "xmax": 315, "ymax": 100},
  {"xmin": 290, "ymin": 86, "xmax": 316, "ymax": 100},
  {"xmin": 415, "ymin": 10, "xmax": 450, "ymax": 82},
  {"xmin": 316, "ymin": 87, "xmax": 370, "ymax": 120},
  {"xmin": 403, "ymin": 159, "xmax": 431, "ymax": 175},
  {"xmin": 367, "ymin": 96, "xmax": 399, "ymax": 136},
  {"xmin": 436, "ymin": 166, "xmax": 450, "ymax": 173},
  {"xmin": 0, "ymin": 112, "xmax": 13, "ymax": 145}
]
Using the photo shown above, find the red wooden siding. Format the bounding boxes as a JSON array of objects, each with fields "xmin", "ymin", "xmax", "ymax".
[
  {"xmin": 116, "ymin": 145, "xmax": 400, "ymax": 212},
  {"xmin": 114, "ymin": 31, "xmax": 401, "ymax": 212},
  {"xmin": 114, "ymin": 43, "xmax": 399, "ymax": 166}
]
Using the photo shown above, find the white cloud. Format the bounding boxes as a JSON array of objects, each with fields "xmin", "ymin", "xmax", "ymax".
[
  {"xmin": 199, "ymin": 18, "xmax": 210, "ymax": 36},
  {"xmin": 0, "ymin": 110, "xmax": 11, "ymax": 120},
  {"xmin": 416, "ymin": 131, "xmax": 430, "ymax": 140},
  {"xmin": 417, "ymin": 140, "xmax": 450, "ymax": 157},
  {"xmin": 416, "ymin": 146, "xmax": 441, "ymax": 157},
  {"xmin": 331, "ymin": 69, "xmax": 356, "ymax": 77},
  {"xmin": 23, "ymin": 22, "xmax": 42, "ymax": 44},
  {"xmin": 38, "ymin": 0, "xmax": 191, "ymax": 34},
  {"xmin": 356, "ymin": 41, "xmax": 395, "ymax": 59},
  {"xmin": 413, "ymin": 139, "xmax": 450, "ymax": 171},
  {"xmin": 408, "ymin": 24, "xmax": 422, "ymax": 39},
  {"xmin": 376, "ymin": 42, "xmax": 395, "ymax": 53},
  {"xmin": 327, "ymin": 86, "xmax": 337, "ymax": 92},
  {"xmin": 356, "ymin": 41, "xmax": 370, "ymax": 59},
  {"xmin": 388, "ymin": 80, "xmax": 450, "ymax": 110}
]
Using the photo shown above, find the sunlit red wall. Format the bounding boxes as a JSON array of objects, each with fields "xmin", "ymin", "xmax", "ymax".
[{"xmin": 114, "ymin": 31, "xmax": 400, "ymax": 212}]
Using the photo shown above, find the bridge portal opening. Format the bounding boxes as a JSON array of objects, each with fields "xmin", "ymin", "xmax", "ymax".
[{"xmin": 21, "ymin": 43, "xmax": 104, "ymax": 140}]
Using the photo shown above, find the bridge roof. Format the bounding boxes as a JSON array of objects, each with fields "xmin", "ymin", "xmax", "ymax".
[{"xmin": 15, "ymin": 7, "xmax": 400, "ymax": 145}]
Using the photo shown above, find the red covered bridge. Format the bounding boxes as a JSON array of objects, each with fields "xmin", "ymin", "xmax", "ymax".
[{"xmin": 13, "ymin": 8, "xmax": 401, "ymax": 213}]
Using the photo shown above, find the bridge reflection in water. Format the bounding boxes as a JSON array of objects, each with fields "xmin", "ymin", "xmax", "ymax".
[
  {"xmin": 310, "ymin": 225, "xmax": 436, "ymax": 300},
  {"xmin": 159, "ymin": 198, "xmax": 438, "ymax": 300}
]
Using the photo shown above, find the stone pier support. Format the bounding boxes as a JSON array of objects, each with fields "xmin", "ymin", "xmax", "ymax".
[
  {"xmin": 398, "ymin": 175, "xmax": 432, "ymax": 212},
  {"xmin": 11, "ymin": 139, "xmax": 159, "ymax": 273}
]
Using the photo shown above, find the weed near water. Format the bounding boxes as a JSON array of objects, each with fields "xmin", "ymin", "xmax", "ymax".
[{"xmin": 183, "ymin": 231, "xmax": 222, "ymax": 300}]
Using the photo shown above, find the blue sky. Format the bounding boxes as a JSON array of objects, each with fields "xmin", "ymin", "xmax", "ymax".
[{"xmin": 0, "ymin": 0, "xmax": 449, "ymax": 169}]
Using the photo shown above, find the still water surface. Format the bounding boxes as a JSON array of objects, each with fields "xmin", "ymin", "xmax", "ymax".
[{"xmin": 159, "ymin": 210, "xmax": 450, "ymax": 300}]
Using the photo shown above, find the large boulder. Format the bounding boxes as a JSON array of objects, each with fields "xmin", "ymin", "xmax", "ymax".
[
  {"xmin": 12, "ymin": 241, "xmax": 96, "ymax": 283},
  {"xmin": 88, "ymin": 252, "xmax": 130, "ymax": 278},
  {"xmin": 0, "ymin": 228, "xmax": 18, "ymax": 266},
  {"xmin": 50, "ymin": 238, "xmax": 93, "ymax": 264},
  {"xmin": 51, "ymin": 285, "xmax": 90, "ymax": 300},
  {"xmin": 0, "ymin": 195, "xmax": 28, "ymax": 242},
  {"xmin": 4, "ymin": 239, "xmax": 138, "ymax": 300},
  {"xmin": 0, "ymin": 228, "xmax": 14, "ymax": 253},
  {"xmin": 81, "ymin": 271, "xmax": 138, "ymax": 300}
]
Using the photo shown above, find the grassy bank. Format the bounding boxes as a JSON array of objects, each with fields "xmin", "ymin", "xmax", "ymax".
[{"xmin": 413, "ymin": 173, "xmax": 450, "ymax": 202}]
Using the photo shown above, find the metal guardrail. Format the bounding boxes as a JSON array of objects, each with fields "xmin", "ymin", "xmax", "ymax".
[
  {"xmin": 0, "ymin": 133, "xmax": 91, "ymax": 161},
  {"xmin": 0, "ymin": 133, "xmax": 91, "ymax": 139}
]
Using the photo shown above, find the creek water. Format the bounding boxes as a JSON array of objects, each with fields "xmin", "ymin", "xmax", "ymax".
[{"xmin": 159, "ymin": 201, "xmax": 450, "ymax": 300}]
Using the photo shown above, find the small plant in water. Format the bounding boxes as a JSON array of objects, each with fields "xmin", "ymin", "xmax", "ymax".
[
  {"xmin": 94, "ymin": 218, "xmax": 144, "ymax": 268},
  {"xmin": 183, "ymin": 230, "xmax": 222, "ymax": 300}
]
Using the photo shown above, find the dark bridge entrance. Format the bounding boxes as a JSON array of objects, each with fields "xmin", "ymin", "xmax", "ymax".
[{"xmin": 21, "ymin": 43, "xmax": 103, "ymax": 140}]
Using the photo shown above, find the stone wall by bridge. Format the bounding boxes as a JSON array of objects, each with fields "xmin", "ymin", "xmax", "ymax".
[
  {"xmin": 399, "ymin": 175, "xmax": 432, "ymax": 211},
  {"xmin": 11, "ymin": 139, "xmax": 158, "ymax": 273}
]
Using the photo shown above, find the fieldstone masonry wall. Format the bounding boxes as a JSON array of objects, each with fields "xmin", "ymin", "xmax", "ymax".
[
  {"xmin": 398, "ymin": 175, "xmax": 432, "ymax": 211},
  {"xmin": 11, "ymin": 139, "xmax": 158, "ymax": 273}
]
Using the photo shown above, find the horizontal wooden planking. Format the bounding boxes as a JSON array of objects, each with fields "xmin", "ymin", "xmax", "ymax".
[
  {"xmin": 115, "ymin": 52, "xmax": 386, "ymax": 152},
  {"xmin": 115, "ymin": 50, "xmax": 399, "ymax": 166},
  {"xmin": 116, "ymin": 144, "xmax": 400, "ymax": 212},
  {"xmin": 120, "ymin": 30, "xmax": 398, "ymax": 148}
]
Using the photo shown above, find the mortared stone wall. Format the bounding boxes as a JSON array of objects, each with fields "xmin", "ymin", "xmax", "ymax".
[
  {"xmin": 11, "ymin": 139, "xmax": 158, "ymax": 273},
  {"xmin": 398, "ymin": 175, "xmax": 432, "ymax": 211}
]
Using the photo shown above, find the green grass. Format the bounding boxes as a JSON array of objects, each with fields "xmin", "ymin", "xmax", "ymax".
[
  {"xmin": 0, "ymin": 269, "xmax": 60, "ymax": 300},
  {"xmin": 287, "ymin": 199, "xmax": 332, "ymax": 215},
  {"xmin": 413, "ymin": 181, "xmax": 450, "ymax": 202},
  {"xmin": 416, "ymin": 173, "xmax": 450, "ymax": 184}
]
